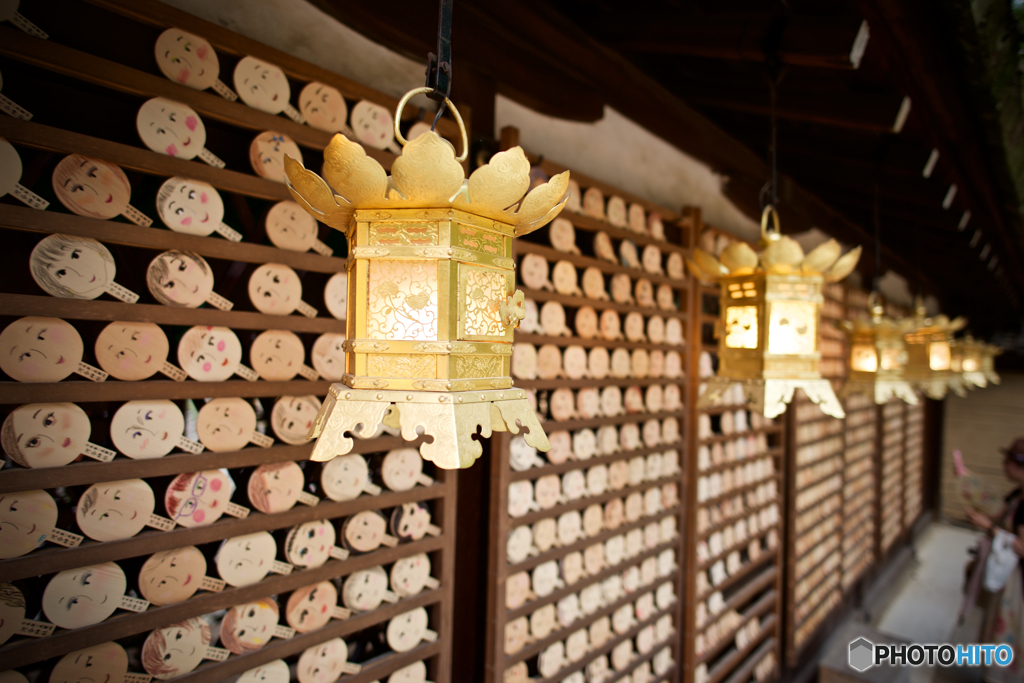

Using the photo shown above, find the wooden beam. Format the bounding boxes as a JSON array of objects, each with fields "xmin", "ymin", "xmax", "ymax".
[
  {"xmin": 601, "ymin": 15, "xmax": 871, "ymax": 70},
  {"xmin": 687, "ymin": 87, "xmax": 910, "ymax": 133}
]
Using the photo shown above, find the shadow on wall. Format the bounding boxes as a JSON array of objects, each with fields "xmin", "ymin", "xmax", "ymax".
[{"xmin": 942, "ymin": 371, "xmax": 1024, "ymax": 521}]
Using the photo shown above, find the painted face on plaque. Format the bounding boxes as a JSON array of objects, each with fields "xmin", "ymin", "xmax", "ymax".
[
  {"xmin": 237, "ymin": 661, "xmax": 290, "ymax": 683},
  {"xmin": 154, "ymin": 28, "xmax": 220, "ymax": 91},
  {"xmin": 50, "ymin": 642, "xmax": 129, "ymax": 683},
  {"xmin": 299, "ymin": 82, "xmax": 348, "ymax": 133},
  {"xmin": 165, "ymin": 469, "xmax": 234, "ymax": 528},
  {"xmin": 250, "ymin": 330, "xmax": 305, "ymax": 381},
  {"xmin": 286, "ymin": 580, "xmax": 336, "ymax": 633},
  {"xmin": 30, "ymin": 234, "xmax": 115, "ymax": 300},
  {"xmin": 136, "ymin": 98, "xmax": 206, "ymax": 160},
  {"xmin": 350, "ymin": 100, "xmax": 394, "ymax": 149},
  {"xmin": 141, "ymin": 617, "xmax": 211, "ymax": 680},
  {"xmin": 249, "ymin": 263, "xmax": 302, "ymax": 315},
  {"xmin": 2, "ymin": 402, "xmax": 90, "ymax": 468},
  {"xmin": 147, "ymin": 250, "xmax": 214, "ymax": 308},
  {"xmin": 321, "ymin": 454, "xmax": 370, "ymax": 502},
  {"xmin": 220, "ymin": 598, "xmax": 280, "ymax": 654},
  {"xmin": 196, "ymin": 398, "xmax": 257, "ymax": 452},
  {"xmin": 249, "ymin": 131, "xmax": 301, "ymax": 183},
  {"xmin": 234, "ymin": 56, "xmax": 290, "ymax": 114},
  {"xmin": 177, "ymin": 326, "xmax": 242, "ymax": 382},
  {"xmin": 265, "ymin": 201, "xmax": 319, "ymax": 252},
  {"xmin": 76, "ymin": 478, "xmax": 155, "ymax": 542},
  {"xmin": 215, "ymin": 531, "xmax": 277, "ymax": 587},
  {"xmin": 94, "ymin": 322, "xmax": 169, "ymax": 381},
  {"xmin": 156, "ymin": 177, "xmax": 224, "ymax": 236},
  {"xmin": 109, "ymin": 400, "xmax": 185, "ymax": 460},
  {"xmin": 138, "ymin": 545, "xmax": 207, "ymax": 605},
  {"xmin": 51, "ymin": 155, "xmax": 132, "ymax": 220},
  {"xmin": 42, "ymin": 562, "xmax": 127, "ymax": 629},
  {"xmin": 270, "ymin": 395, "xmax": 322, "ymax": 445},
  {"xmin": 297, "ymin": 637, "xmax": 352, "ymax": 683},
  {"xmin": 285, "ymin": 519, "xmax": 335, "ymax": 568},
  {"xmin": 0, "ymin": 583, "xmax": 25, "ymax": 646},
  {"xmin": 247, "ymin": 462, "xmax": 305, "ymax": 514},
  {"xmin": 0, "ymin": 489, "xmax": 57, "ymax": 558},
  {"xmin": 324, "ymin": 272, "xmax": 347, "ymax": 319},
  {"xmin": 311, "ymin": 333, "xmax": 346, "ymax": 381}
]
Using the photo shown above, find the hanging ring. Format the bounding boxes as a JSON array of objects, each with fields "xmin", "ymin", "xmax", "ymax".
[
  {"xmin": 760, "ymin": 204, "xmax": 780, "ymax": 238},
  {"xmin": 394, "ymin": 87, "xmax": 468, "ymax": 163}
]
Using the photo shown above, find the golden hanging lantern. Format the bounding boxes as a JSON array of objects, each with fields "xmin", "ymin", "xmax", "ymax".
[
  {"xmin": 284, "ymin": 89, "xmax": 567, "ymax": 469},
  {"xmin": 687, "ymin": 207, "xmax": 862, "ymax": 418},
  {"xmin": 839, "ymin": 293, "xmax": 918, "ymax": 405},
  {"xmin": 956, "ymin": 335, "xmax": 992, "ymax": 389},
  {"xmin": 982, "ymin": 342, "xmax": 1003, "ymax": 386},
  {"xmin": 902, "ymin": 297, "xmax": 967, "ymax": 399}
]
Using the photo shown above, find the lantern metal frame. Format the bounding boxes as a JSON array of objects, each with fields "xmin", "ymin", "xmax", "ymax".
[
  {"xmin": 839, "ymin": 292, "xmax": 918, "ymax": 405},
  {"xmin": 284, "ymin": 91, "xmax": 569, "ymax": 469},
  {"xmin": 902, "ymin": 298, "xmax": 967, "ymax": 399},
  {"xmin": 689, "ymin": 207, "xmax": 861, "ymax": 419}
]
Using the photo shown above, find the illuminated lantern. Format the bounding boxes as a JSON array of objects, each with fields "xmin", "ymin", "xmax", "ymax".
[
  {"xmin": 687, "ymin": 207, "xmax": 861, "ymax": 418},
  {"xmin": 839, "ymin": 293, "xmax": 917, "ymax": 405},
  {"xmin": 958, "ymin": 335, "xmax": 989, "ymax": 389},
  {"xmin": 283, "ymin": 89, "xmax": 567, "ymax": 469},
  {"xmin": 902, "ymin": 297, "xmax": 967, "ymax": 399},
  {"xmin": 982, "ymin": 343, "xmax": 1003, "ymax": 386}
]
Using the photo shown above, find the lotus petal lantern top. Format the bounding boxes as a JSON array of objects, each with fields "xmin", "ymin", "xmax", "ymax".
[
  {"xmin": 840, "ymin": 294, "xmax": 919, "ymax": 405},
  {"xmin": 280, "ymin": 91, "xmax": 567, "ymax": 470},
  {"xmin": 284, "ymin": 133, "xmax": 569, "ymax": 236},
  {"xmin": 687, "ymin": 234, "xmax": 862, "ymax": 284}
]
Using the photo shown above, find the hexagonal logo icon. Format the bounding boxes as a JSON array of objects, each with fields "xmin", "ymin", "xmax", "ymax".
[{"xmin": 849, "ymin": 637, "xmax": 874, "ymax": 672}]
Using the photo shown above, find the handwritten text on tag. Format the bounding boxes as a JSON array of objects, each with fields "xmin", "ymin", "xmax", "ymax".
[
  {"xmin": 84, "ymin": 442, "xmax": 116, "ymax": 462},
  {"xmin": 46, "ymin": 528, "xmax": 83, "ymax": 547},
  {"xmin": 161, "ymin": 362, "xmax": 187, "ymax": 382},
  {"xmin": 235, "ymin": 363, "xmax": 258, "ymax": 382},
  {"xmin": 250, "ymin": 431, "xmax": 274, "ymax": 448},
  {"xmin": 296, "ymin": 301, "xmax": 318, "ymax": 318},
  {"xmin": 105, "ymin": 281, "xmax": 140, "ymax": 303},
  {"xmin": 211, "ymin": 80, "xmax": 238, "ymax": 101},
  {"xmin": 224, "ymin": 502, "xmax": 250, "ymax": 518},
  {"xmin": 270, "ymin": 560, "xmax": 293, "ymax": 575},
  {"xmin": 0, "ymin": 94, "xmax": 32, "ymax": 120},
  {"xmin": 76, "ymin": 362, "xmax": 108, "ymax": 382},
  {"xmin": 12, "ymin": 183, "xmax": 48, "ymax": 209},
  {"xmin": 215, "ymin": 223, "xmax": 243, "ymax": 241},
  {"xmin": 177, "ymin": 435, "xmax": 204, "ymax": 454},
  {"xmin": 298, "ymin": 364, "xmax": 319, "ymax": 381},
  {"xmin": 205, "ymin": 291, "xmax": 234, "ymax": 311},
  {"xmin": 198, "ymin": 148, "xmax": 226, "ymax": 168},
  {"xmin": 200, "ymin": 576, "xmax": 225, "ymax": 592},
  {"xmin": 18, "ymin": 620, "xmax": 55, "ymax": 637},
  {"xmin": 311, "ymin": 239, "xmax": 333, "ymax": 256},
  {"xmin": 122, "ymin": 204, "xmax": 153, "ymax": 227},
  {"xmin": 204, "ymin": 647, "xmax": 230, "ymax": 662},
  {"xmin": 119, "ymin": 596, "xmax": 150, "ymax": 612}
]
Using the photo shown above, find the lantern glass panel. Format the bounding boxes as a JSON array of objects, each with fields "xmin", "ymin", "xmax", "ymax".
[
  {"xmin": 366, "ymin": 260, "xmax": 438, "ymax": 341},
  {"xmin": 767, "ymin": 301, "xmax": 817, "ymax": 355},
  {"xmin": 725, "ymin": 306, "xmax": 758, "ymax": 349},
  {"xmin": 929, "ymin": 341, "xmax": 951, "ymax": 371},
  {"xmin": 963, "ymin": 357, "xmax": 980, "ymax": 372},
  {"xmin": 880, "ymin": 347, "xmax": 903, "ymax": 371},
  {"xmin": 851, "ymin": 343, "xmax": 878, "ymax": 372}
]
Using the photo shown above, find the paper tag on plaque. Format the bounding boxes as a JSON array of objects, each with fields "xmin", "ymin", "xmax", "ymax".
[
  {"xmin": 270, "ymin": 560, "xmax": 293, "ymax": 575},
  {"xmin": 84, "ymin": 442, "xmax": 116, "ymax": 462},
  {"xmin": 200, "ymin": 576, "xmax": 225, "ymax": 592},
  {"xmin": 296, "ymin": 301, "xmax": 318, "ymax": 318},
  {"xmin": 332, "ymin": 606, "xmax": 352, "ymax": 620},
  {"xmin": 298, "ymin": 364, "xmax": 319, "ymax": 381},
  {"xmin": 423, "ymin": 629, "xmax": 439, "ymax": 642},
  {"xmin": 124, "ymin": 674, "xmax": 153, "ymax": 683},
  {"xmin": 215, "ymin": 222, "xmax": 243, "ymax": 241},
  {"xmin": 46, "ymin": 528, "xmax": 83, "ymax": 547},
  {"xmin": 76, "ymin": 361, "xmax": 108, "ymax": 382},
  {"xmin": 424, "ymin": 576, "xmax": 440, "ymax": 590},
  {"xmin": 417, "ymin": 474, "xmax": 435, "ymax": 487},
  {"xmin": 381, "ymin": 534, "xmax": 398, "ymax": 548},
  {"xmin": 224, "ymin": 502, "xmax": 250, "ymax": 518},
  {"xmin": 0, "ymin": 94, "xmax": 32, "ymax": 120},
  {"xmin": 282, "ymin": 103, "xmax": 306, "ymax": 125},
  {"xmin": 17, "ymin": 619, "xmax": 54, "ymax": 637},
  {"xmin": 211, "ymin": 79, "xmax": 238, "ymax": 101},
  {"xmin": 161, "ymin": 361, "xmax": 187, "ymax": 382},
  {"xmin": 311, "ymin": 239, "xmax": 333, "ymax": 256},
  {"xmin": 297, "ymin": 491, "xmax": 319, "ymax": 506},
  {"xmin": 177, "ymin": 435, "xmax": 204, "ymax": 454},
  {"xmin": 122, "ymin": 204, "xmax": 152, "ymax": 227},
  {"xmin": 198, "ymin": 148, "xmax": 226, "ymax": 168},
  {"xmin": 206, "ymin": 291, "xmax": 234, "ymax": 311},
  {"xmin": 11, "ymin": 183, "xmax": 48, "ymax": 209},
  {"xmin": 10, "ymin": 12, "xmax": 48, "ymax": 39},
  {"xmin": 234, "ymin": 363, "xmax": 258, "ymax": 382},
  {"xmin": 105, "ymin": 281, "xmax": 139, "ymax": 303},
  {"xmin": 146, "ymin": 514, "xmax": 175, "ymax": 531},
  {"xmin": 273, "ymin": 625, "xmax": 295, "ymax": 640},
  {"xmin": 119, "ymin": 596, "xmax": 150, "ymax": 612},
  {"xmin": 204, "ymin": 647, "xmax": 230, "ymax": 662},
  {"xmin": 425, "ymin": 524, "xmax": 442, "ymax": 537},
  {"xmin": 329, "ymin": 546, "xmax": 349, "ymax": 561},
  {"xmin": 340, "ymin": 664, "xmax": 361, "ymax": 675},
  {"xmin": 250, "ymin": 431, "xmax": 274, "ymax": 448},
  {"xmin": 381, "ymin": 590, "xmax": 399, "ymax": 604}
]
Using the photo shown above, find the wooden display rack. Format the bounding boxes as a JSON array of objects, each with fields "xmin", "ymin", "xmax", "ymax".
[
  {"xmin": 685, "ymin": 225, "xmax": 784, "ymax": 683},
  {"xmin": 0, "ymin": 1, "xmax": 458, "ymax": 681},
  {"xmin": 484, "ymin": 141, "xmax": 688, "ymax": 683}
]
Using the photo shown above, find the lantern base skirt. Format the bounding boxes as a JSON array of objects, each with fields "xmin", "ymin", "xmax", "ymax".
[
  {"xmin": 697, "ymin": 377, "xmax": 845, "ymax": 419},
  {"xmin": 840, "ymin": 380, "xmax": 919, "ymax": 405},
  {"xmin": 305, "ymin": 385, "xmax": 550, "ymax": 469}
]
